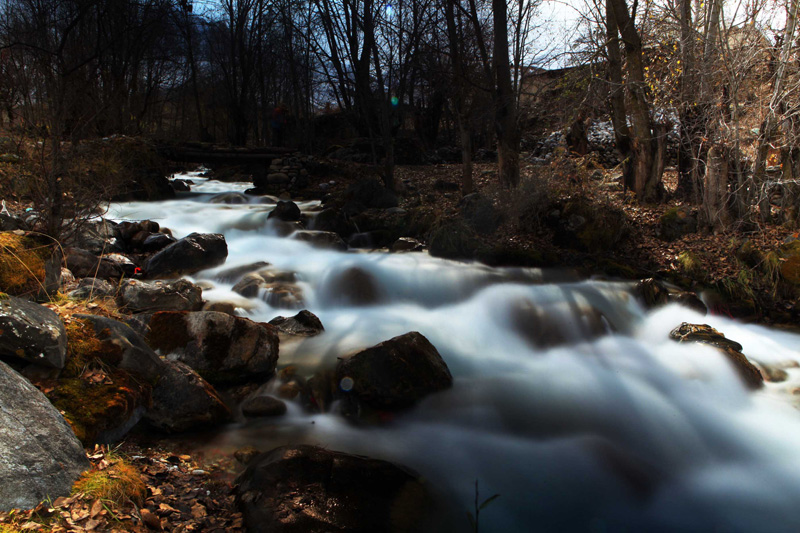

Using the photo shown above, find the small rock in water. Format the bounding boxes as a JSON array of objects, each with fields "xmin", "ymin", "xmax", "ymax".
[
  {"xmin": 669, "ymin": 323, "xmax": 763, "ymax": 389},
  {"xmin": 241, "ymin": 395, "xmax": 287, "ymax": 418}
]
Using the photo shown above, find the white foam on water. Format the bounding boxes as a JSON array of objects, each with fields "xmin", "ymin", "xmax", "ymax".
[{"xmin": 108, "ymin": 177, "xmax": 800, "ymax": 532}]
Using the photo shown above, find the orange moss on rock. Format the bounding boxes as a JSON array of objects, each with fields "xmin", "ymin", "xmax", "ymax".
[
  {"xmin": 0, "ymin": 232, "xmax": 49, "ymax": 297},
  {"xmin": 43, "ymin": 317, "xmax": 151, "ymax": 444}
]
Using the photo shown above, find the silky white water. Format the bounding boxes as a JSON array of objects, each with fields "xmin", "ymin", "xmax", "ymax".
[{"xmin": 109, "ymin": 173, "xmax": 800, "ymax": 532}]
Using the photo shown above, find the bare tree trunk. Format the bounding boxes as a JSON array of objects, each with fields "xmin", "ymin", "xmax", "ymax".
[
  {"xmin": 753, "ymin": 0, "xmax": 799, "ymax": 223},
  {"xmin": 445, "ymin": 0, "xmax": 474, "ymax": 195},
  {"xmin": 608, "ymin": 0, "xmax": 664, "ymax": 202},
  {"xmin": 704, "ymin": 144, "xmax": 730, "ymax": 232},
  {"xmin": 605, "ymin": 0, "xmax": 633, "ymax": 191},
  {"xmin": 492, "ymin": 0, "xmax": 520, "ymax": 188}
]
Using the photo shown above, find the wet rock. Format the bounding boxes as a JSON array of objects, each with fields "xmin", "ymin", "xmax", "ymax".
[
  {"xmin": 241, "ymin": 394, "xmax": 287, "ymax": 418},
  {"xmin": 633, "ymin": 278, "xmax": 707, "ymax": 314},
  {"xmin": 292, "ymin": 230, "xmax": 348, "ymax": 251},
  {"xmin": 146, "ymin": 311, "xmax": 279, "ymax": 384},
  {"xmin": 269, "ymin": 310, "xmax": 324, "ymax": 337},
  {"xmin": 658, "ymin": 207, "xmax": 698, "ymax": 241},
  {"xmin": 172, "ymin": 179, "xmax": 191, "ymax": 192},
  {"xmin": 0, "ymin": 360, "xmax": 89, "ymax": 512},
  {"xmin": 268, "ymin": 200, "xmax": 302, "ymax": 222},
  {"xmin": 65, "ymin": 247, "xmax": 123, "ymax": 280},
  {"xmin": 67, "ymin": 277, "xmax": 117, "ymax": 300},
  {"xmin": 102, "ymin": 253, "xmax": 138, "ymax": 277},
  {"xmin": 231, "ymin": 274, "xmax": 263, "ymax": 298},
  {"xmin": 203, "ymin": 301, "xmax": 237, "ymax": 315},
  {"xmin": 510, "ymin": 298, "xmax": 613, "ymax": 348},
  {"xmin": 392, "ymin": 237, "xmax": 424, "ymax": 252},
  {"xmin": 209, "ymin": 192, "xmax": 249, "ymax": 204},
  {"xmin": 0, "ymin": 294, "xmax": 67, "ymax": 369},
  {"xmin": 141, "ymin": 233, "xmax": 177, "ymax": 253},
  {"xmin": 319, "ymin": 266, "xmax": 383, "ymax": 306},
  {"xmin": 234, "ymin": 446, "xmax": 262, "ymax": 466},
  {"xmin": 145, "ymin": 360, "xmax": 231, "ymax": 433},
  {"xmin": 669, "ymin": 323, "xmax": 763, "ymax": 389},
  {"xmin": 145, "ymin": 232, "xmax": 228, "ymax": 278},
  {"xmin": 215, "ymin": 261, "xmax": 271, "ymax": 283},
  {"xmin": 234, "ymin": 445, "xmax": 429, "ymax": 533},
  {"xmin": 336, "ymin": 331, "xmax": 453, "ymax": 412},
  {"xmin": 117, "ymin": 278, "xmax": 203, "ymax": 313},
  {"xmin": 755, "ymin": 363, "xmax": 789, "ymax": 383},
  {"xmin": 262, "ymin": 283, "xmax": 305, "ymax": 309}
]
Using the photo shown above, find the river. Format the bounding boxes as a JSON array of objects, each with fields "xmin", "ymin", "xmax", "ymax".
[{"xmin": 108, "ymin": 172, "xmax": 800, "ymax": 532}]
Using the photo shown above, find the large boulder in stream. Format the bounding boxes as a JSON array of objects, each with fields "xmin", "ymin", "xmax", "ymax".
[
  {"xmin": 336, "ymin": 332, "xmax": 453, "ymax": 413},
  {"xmin": 117, "ymin": 278, "xmax": 203, "ymax": 313},
  {"xmin": 146, "ymin": 311, "xmax": 279, "ymax": 384},
  {"xmin": 144, "ymin": 232, "xmax": 228, "ymax": 278},
  {"xmin": 669, "ymin": 322, "xmax": 763, "ymax": 389},
  {"xmin": 0, "ymin": 360, "xmax": 89, "ymax": 511},
  {"xmin": 234, "ymin": 445, "xmax": 430, "ymax": 533},
  {"xmin": 318, "ymin": 266, "xmax": 383, "ymax": 306},
  {"xmin": 0, "ymin": 294, "xmax": 67, "ymax": 369},
  {"xmin": 267, "ymin": 200, "xmax": 303, "ymax": 222}
]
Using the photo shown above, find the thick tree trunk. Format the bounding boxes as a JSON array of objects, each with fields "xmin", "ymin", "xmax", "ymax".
[
  {"xmin": 608, "ymin": 0, "xmax": 664, "ymax": 202},
  {"xmin": 605, "ymin": 0, "xmax": 633, "ymax": 191}
]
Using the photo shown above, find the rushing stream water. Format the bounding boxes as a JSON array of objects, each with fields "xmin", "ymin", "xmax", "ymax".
[{"xmin": 108, "ymin": 173, "xmax": 800, "ymax": 532}]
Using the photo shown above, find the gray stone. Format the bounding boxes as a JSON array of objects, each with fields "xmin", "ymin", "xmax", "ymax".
[
  {"xmin": 117, "ymin": 278, "xmax": 203, "ymax": 313},
  {"xmin": 0, "ymin": 295, "xmax": 67, "ymax": 369},
  {"xmin": 67, "ymin": 277, "xmax": 116, "ymax": 300},
  {"xmin": 0, "ymin": 360, "xmax": 89, "ymax": 511}
]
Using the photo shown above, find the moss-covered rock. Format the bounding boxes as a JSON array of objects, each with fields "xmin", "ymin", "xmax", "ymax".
[
  {"xmin": 45, "ymin": 318, "xmax": 151, "ymax": 444},
  {"xmin": 658, "ymin": 206, "xmax": 697, "ymax": 241},
  {"xmin": 550, "ymin": 199, "xmax": 629, "ymax": 252},
  {"xmin": 428, "ymin": 220, "xmax": 481, "ymax": 261}
]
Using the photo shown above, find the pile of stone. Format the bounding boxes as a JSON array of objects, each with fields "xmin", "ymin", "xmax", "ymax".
[{"xmin": 253, "ymin": 154, "xmax": 310, "ymax": 191}]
